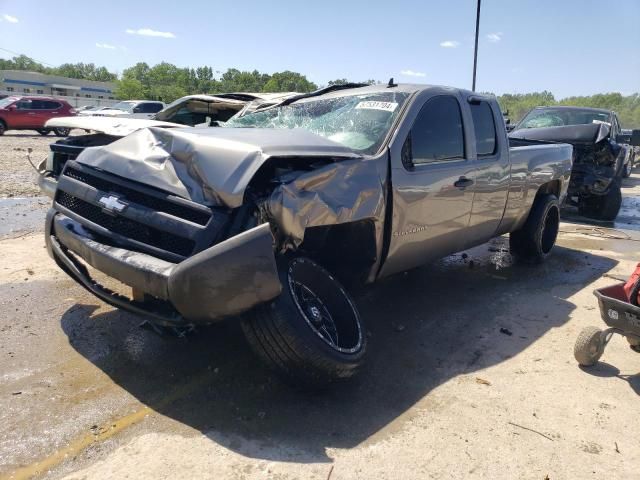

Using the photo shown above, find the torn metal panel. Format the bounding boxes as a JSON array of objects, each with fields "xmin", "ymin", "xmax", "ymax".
[
  {"xmin": 509, "ymin": 123, "xmax": 621, "ymax": 197},
  {"xmin": 508, "ymin": 123, "xmax": 611, "ymax": 145},
  {"xmin": 262, "ymin": 156, "xmax": 388, "ymax": 252},
  {"xmin": 75, "ymin": 126, "xmax": 361, "ymax": 208}
]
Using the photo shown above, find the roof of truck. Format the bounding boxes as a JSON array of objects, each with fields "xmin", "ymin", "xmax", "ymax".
[{"xmin": 288, "ymin": 83, "xmax": 485, "ymax": 103}]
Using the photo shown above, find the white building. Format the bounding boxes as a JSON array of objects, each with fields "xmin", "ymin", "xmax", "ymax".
[{"xmin": 0, "ymin": 70, "xmax": 118, "ymax": 107}]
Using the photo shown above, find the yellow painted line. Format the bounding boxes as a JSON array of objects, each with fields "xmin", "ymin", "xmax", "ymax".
[
  {"xmin": 1, "ymin": 406, "xmax": 153, "ymax": 480},
  {"xmin": 2, "ymin": 370, "xmax": 213, "ymax": 480}
]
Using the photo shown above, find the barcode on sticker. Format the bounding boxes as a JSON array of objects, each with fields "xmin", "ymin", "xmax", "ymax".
[{"xmin": 355, "ymin": 101, "xmax": 398, "ymax": 112}]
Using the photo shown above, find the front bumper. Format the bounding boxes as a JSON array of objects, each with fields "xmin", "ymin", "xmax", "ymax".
[
  {"xmin": 46, "ymin": 209, "xmax": 281, "ymax": 325},
  {"xmin": 37, "ymin": 172, "xmax": 58, "ymax": 199}
]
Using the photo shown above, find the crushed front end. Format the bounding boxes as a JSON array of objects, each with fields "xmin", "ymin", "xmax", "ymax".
[{"xmin": 46, "ymin": 160, "xmax": 281, "ymax": 325}]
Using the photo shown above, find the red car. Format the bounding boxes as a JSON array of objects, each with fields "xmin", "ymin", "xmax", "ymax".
[{"xmin": 0, "ymin": 96, "xmax": 76, "ymax": 136}]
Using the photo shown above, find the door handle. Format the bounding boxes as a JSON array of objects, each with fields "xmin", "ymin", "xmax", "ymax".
[{"xmin": 454, "ymin": 177, "xmax": 474, "ymax": 189}]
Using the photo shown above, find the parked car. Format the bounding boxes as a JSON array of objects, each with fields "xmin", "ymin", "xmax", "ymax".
[
  {"xmin": 36, "ymin": 92, "xmax": 298, "ymax": 197},
  {"xmin": 84, "ymin": 100, "xmax": 166, "ymax": 119},
  {"xmin": 44, "ymin": 83, "xmax": 574, "ymax": 387},
  {"xmin": 509, "ymin": 106, "xmax": 640, "ymax": 220},
  {"xmin": 0, "ymin": 96, "xmax": 76, "ymax": 136}
]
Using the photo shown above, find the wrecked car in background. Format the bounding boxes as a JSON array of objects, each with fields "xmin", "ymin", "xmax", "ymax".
[
  {"xmin": 509, "ymin": 106, "xmax": 640, "ymax": 221},
  {"xmin": 36, "ymin": 92, "xmax": 297, "ymax": 197},
  {"xmin": 44, "ymin": 83, "xmax": 573, "ymax": 387}
]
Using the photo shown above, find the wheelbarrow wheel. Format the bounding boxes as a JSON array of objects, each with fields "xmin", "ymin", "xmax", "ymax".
[{"xmin": 574, "ymin": 326, "xmax": 605, "ymax": 366}]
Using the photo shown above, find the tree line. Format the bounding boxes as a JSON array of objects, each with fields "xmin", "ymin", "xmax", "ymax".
[
  {"xmin": 1, "ymin": 55, "xmax": 638, "ymax": 127},
  {"xmin": 0, "ymin": 54, "xmax": 117, "ymax": 82},
  {"xmin": 497, "ymin": 91, "xmax": 640, "ymax": 129}
]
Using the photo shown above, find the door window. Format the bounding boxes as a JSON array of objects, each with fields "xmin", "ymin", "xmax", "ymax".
[
  {"xmin": 410, "ymin": 96, "xmax": 465, "ymax": 165},
  {"xmin": 469, "ymin": 101, "xmax": 497, "ymax": 157},
  {"xmin": 16, "ymin": 100, "xmax": 33, "ymax": 110},
  {"xmin": 139, "ymin": 102, "xmax": 163, "ymax": 113},
  {"xmin": 42, "ymin": 101, "xmax": 62, "ymax": 110}
]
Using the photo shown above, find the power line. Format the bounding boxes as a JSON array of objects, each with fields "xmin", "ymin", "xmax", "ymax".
[{"xmin": 0, "ymin": 46, "xmax": 58, "ymax": 68}]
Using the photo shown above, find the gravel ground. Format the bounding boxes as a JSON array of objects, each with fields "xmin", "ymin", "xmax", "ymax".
[{"xmin": 0, "ymin": 131, "xmax": 55, "ymax": 198}]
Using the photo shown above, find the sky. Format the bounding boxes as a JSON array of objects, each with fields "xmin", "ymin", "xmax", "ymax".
[{"xmin": 0, "ymin": 0, "xmax": 638, "ymax": 98}]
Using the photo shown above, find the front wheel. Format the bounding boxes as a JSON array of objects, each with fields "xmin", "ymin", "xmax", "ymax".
[
  {"xmin": 579, "ymin": 186, "xmax": 622, "ymax": 221},
  {"xmin": 37, "ymin": 129, "xmax": 51, "ymax": 136},
  {"xmin": 241, "ymin": 256, "xmax": 367, "ymax": 388},
  {"xmin": 623, "ymin": 160, "xmax": 632, "ymax": 178},
  {"xmin": 53, "ymin": 127, "xmax": 70, "ymax": 137},
  {"xmin": 510, "ymin": 193, "xmax": 560, "ymax": 263}
]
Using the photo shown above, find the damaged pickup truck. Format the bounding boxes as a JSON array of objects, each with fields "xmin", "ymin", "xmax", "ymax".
[
  {"xmin": 45, "ymin": 84, "xmax": 573, "ymax": 386},
  {"xmin": 509, "ymin": 106, "xmax": 640, "ymax": 221}
]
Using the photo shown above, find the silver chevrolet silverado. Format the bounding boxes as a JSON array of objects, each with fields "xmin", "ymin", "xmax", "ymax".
[{"xmin": 45, "ymin": 83, "xmax": 573, "ymax": 387}]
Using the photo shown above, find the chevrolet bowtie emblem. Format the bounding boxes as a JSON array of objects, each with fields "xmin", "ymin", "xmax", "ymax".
[{"xmin": 98, "ymin": 195, "xmax": 127, "ymax": 213}]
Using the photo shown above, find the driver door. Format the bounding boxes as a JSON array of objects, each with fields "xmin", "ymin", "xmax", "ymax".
[{"xmin": 379, "ymin": 92, "xmax": 476, "ymax": 277}]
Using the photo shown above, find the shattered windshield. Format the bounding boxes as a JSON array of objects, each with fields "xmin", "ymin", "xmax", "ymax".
[
  {"xmin": 518, "ymin": 108, "xmax": 610, "ymax": 129},
  {"xmin": 225, "ymin": 91, "xmax": 410, "ymax": 154}
]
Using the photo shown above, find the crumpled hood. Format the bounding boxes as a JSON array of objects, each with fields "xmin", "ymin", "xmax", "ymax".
[
  {"xmin": 45, "ymin": 116, "xmax": 183, "ymax": 137},
  {"xmin": 509, "ymin": 122, "xmax": 610, "ymax": 145},
  {"xmin": 75, "ymin": 126, "xmax": 361, "ymax": 208}
]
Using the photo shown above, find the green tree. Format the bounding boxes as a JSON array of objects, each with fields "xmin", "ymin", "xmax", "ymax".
[
  {"xmin": 114, "ymin": 78, "xmax": 147, "ymax": 100},
  {"xmin": 262, "ymin": 71, "xmax": 317, "ymax": 93}
]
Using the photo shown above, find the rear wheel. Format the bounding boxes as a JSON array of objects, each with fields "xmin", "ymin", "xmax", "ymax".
[
  {"xmin": 53, "ymin": 127, "xmax": 70, "ymax": 137},
  {"xmin": 510, "ymin": 193, "xmax": 560, "ymax": 263},
  {"xmin": 574, "ymin": 326, "xmax": 604, "ymax": 366},
  {"xmin": 0, "ymin": 120, "xmax": 6, "ymax": 136},
  {"xmin": 37, "ymin": 129, "xmax": 51, "ymax": 136},
  {"xmin": 241, "ymin": 256, "xmax": 367, "ymax": 388},
  {"xmin": 579, "ymin": 186, "xmax": 622, "ymax": 221}
]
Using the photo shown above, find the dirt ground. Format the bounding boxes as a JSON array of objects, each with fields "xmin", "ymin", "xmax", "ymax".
[
  {"xmin": 0, "ymin": 140, "xmax": 639, "ymax": 479},
  {"xmin": 0, "ymin": 132, "xmax": 57, "ymax": 198}
]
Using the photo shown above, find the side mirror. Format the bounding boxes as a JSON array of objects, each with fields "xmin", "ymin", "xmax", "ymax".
[
  {"xmin": 132, "ymin": 106, "xmax": 142, "ymax": 113},
  {"xmin": 617, "ymin": 130, "xmax": 640, "ymax": 146},
  {"xmin": 7, "ymin": 104, "xmax": 16, "ymax": 111},
  {"xmin": 506, "ymin": 124, "xmax": 516, "ymax": 132}
]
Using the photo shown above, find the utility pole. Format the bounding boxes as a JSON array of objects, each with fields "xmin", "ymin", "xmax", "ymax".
[{"xmin": 472, "ymin": 0, "xmax": 481, "ymax": 91}]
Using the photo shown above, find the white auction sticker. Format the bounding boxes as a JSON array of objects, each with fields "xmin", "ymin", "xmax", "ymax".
[{"xmin": 355, "ymin": 101, "xmax": 398, "ymax": 112}]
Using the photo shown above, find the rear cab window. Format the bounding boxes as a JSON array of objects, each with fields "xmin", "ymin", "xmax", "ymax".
[{"xmin": 469, "ymin": 100, "xmax": 497, "ymax": 157}]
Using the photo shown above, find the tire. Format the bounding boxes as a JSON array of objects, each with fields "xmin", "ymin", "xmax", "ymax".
[
  {"xmin": 579, "ymin": 186, "xmax": 622, "ymax": 221},
  {"xmin": 37, "ymin": 129, "xmax": 51, "ymax": 136},
  {"xmin": 0, "ymin": 120, "xmax": 6, "ymax": 136},
  {"xmin": 53, "ymin": 127, "xmax": 70, "ymax": 137},
  {"xmin": 241, "ymin": 255, "xmax": 367, "ymax": 388},
  {"xmin": 623, "ymin": 160, "xmax": 632, "ymax": 178},
  {"xmin": 574, "ymin": 326, "xmax": 604, "ymax": 366},
  {"xmin": 510, "ymin": 193, "xmax": 560, "ymax": 263}
]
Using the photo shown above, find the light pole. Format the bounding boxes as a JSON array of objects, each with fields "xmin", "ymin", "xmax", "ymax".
[{"xmin": 472, "ymin": 0, "xmax": 481, "ymax": 91}]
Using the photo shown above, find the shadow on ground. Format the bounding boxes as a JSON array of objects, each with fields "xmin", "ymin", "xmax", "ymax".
[
  {"xmin": 580, "ymin": 362, "xmax": 640, "ymax": 396},
  {"xmin": 61, "ymin": 238, "xmax": 617, "ymax": 463}
]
